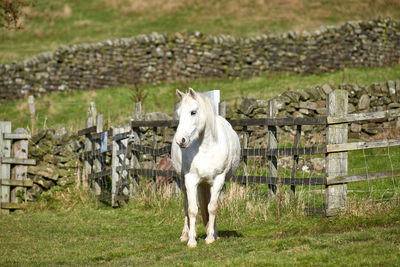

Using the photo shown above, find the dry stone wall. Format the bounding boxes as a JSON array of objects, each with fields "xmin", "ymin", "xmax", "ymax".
[
  {"xmin": 27, "ymin": 128, "xmax": 82, "ymax": 200},
  {"xmin": 237, "ymin": 80, "xmax": 400, "ymax": 139},
  {"xmin": 1, "ymin": 17, "xmax": 400, "ymax": 102}
]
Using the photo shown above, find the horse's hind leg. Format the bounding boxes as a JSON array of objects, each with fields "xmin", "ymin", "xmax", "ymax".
[
  {"xmin": 180, "ymin": 185, "xmax": 189, "ymax": 242},
  {"xmin": 198, "ymin": 183, "xmax": 211, "ymax": 228},
  {"xmin": 205, "ymin": 173, "xmax": 225, "ymax": 245}
]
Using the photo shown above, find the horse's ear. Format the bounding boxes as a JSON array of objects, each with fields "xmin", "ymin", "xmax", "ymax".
[
  {"xmin": 188, "ymin": 88, "xmax": 197, "ymax": 99},
  {"xmin": 176, "ymin": 89, "xmax": 185, "ymax": 100}
]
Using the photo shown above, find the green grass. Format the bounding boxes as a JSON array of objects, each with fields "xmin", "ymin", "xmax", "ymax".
[
  {"xmin": 1, "ymin": 65, "xmax": 400, "ymax": 132},
  {"xmin": 1, "ymin": 2, "xmax": 400, "ymax": 265},
  {"xmin": 347, "ymin": 146, "xmax": 400, "ymax": 201},
  {"xmin": 0, "ymin": 186, "xmax": 399, "ymax": 266},
  {"xmin": 1, "ymin": 0, "xmax": 400, "ymax": 63}
]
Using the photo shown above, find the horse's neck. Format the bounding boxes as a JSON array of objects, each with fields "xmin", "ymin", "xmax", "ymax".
[
  {"xmin": 199, "ymin": 116, "xmax": 218, "ymax": 146},
  {"xmin": 197, "ymin": 95, "xmax": 218, "ymax": 145}
]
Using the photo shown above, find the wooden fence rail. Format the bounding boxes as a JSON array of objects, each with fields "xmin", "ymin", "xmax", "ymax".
[
  {"xmin": 0, "ymin": 122, "xmax": 36, "ymax": 214},
  {"xmin": 327, "ymin": 170, "xmax": 400, "ymax": 185},
  {"xmin": 77, "ymin": 90, "xmax": 400, "ymax": 216}
]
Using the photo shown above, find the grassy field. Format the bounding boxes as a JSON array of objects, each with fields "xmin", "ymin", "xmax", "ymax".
[
  {"xmin": 0, "ymin": 185, "xmax": 399, "ymax": 266},
  {"xmin": 1, "ymin": 1, "xmax": 400, "ymax": 265},
  {"xmin": 1, "ymin": 65, "xmax": 400, "ymax": 132},
  {"xmin": 1, "ymin": 0, "xmax": 400, "ymax": 63}
]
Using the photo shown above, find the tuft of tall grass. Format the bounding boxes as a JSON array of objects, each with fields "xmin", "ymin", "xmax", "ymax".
[
  {"xmin": 129, "ymin": 179, "xmax": 399, "ymax": 222},
  {"xmin": 24, "ymin": 174, "xmax": 399, "ymax": 224},
  {"xmin": 217, "ymin": 183, "xmax": 312, "ymax": 226},
  {"xmin": 27, "ymin": 185, "xmax": 98, "ymax": 212}
]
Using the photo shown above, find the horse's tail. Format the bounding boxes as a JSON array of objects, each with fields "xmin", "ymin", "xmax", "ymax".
[{"xmin": 198, "ymin": 183, "xmax": 211, "ymax": 227}]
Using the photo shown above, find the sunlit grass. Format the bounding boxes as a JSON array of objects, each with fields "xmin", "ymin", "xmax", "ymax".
[
  {"xmin": 1, "ymin": 65, "xmax": 399, "ymax": 132},
  {"xmin": 0, "ymin": 183, "xmax": 399, "ymax": 266}
]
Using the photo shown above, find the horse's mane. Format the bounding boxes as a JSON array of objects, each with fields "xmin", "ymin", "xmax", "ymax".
[{"xmin": 197, "ymin": 92, "xmax": 218, "ymax": 140}]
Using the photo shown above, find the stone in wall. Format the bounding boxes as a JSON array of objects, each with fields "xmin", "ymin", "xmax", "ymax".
[{"xmin": 27, "ymin": 129, "xmax": 83, "ymax": 200}]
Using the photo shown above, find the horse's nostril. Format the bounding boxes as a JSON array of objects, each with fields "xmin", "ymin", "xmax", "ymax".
[{"xmin": 181, "ymin": 137, "xmax": 186, "ymax": 144}]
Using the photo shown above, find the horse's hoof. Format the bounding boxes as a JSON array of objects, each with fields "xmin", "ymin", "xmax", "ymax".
[
  {"xmin": 180, "ymin": 236, "xmax": 188, "ymax": 242},
  {"xmin": 205, "ymin": 237, "xmax": 215, "ymax": 245},
  {"xmin": 187, "ymin": 242, "xmax": 197, "ymax": 248},
  {"xmin": 205, "ymin": 233, "xmax": 219, "ymax": 244}
]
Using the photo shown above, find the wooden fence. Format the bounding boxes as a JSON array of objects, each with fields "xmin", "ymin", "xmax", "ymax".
[
  {"xmin": 0, "ymin": 122, "xmax": 36, "ymax": 214},
  {"xmin": 77, "ymin": 90, "xmax": 400, "ymax": 215}
]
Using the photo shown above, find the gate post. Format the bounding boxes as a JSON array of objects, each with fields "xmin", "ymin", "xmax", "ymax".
[
  {"xmin": 0, "ymin": 122, "xmax": 12, "ymax": 214},
  {"xmin": 326, "ymin": 90, "xmax": 348, "ymax": 216},
  {"xmin": 93, "ymin": 114, "xmax": 103, "ymax": 197},
  {"xmin": 82, "ymin": 103, "xmax": 95, "ymax": 189},
  {"xmin": 267, "ymin": 99, "xmax": 278, "ymax": 198},
  {"xmin": 10, "ymin": 128, "xmax": 29, "ymax": 204}
]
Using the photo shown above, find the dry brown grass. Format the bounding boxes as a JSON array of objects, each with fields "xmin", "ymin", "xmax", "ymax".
[
  {"xmin": 103, "ymin": 0, "xmax": 195, "ymax": 16},
  {"xmin": 73, "ymin": 20, "xmax": 94, "ymax": 27},
  {"xmin": 103, "ymin": 0, "xmax": 400, "ymax": 33},
  {"xmin": 22, "ymin": 4, "xmax": 72, "ymax": 20},
  {"xmin": 369, "ymin": 127, "xmax": 400, "ymax": 141},
  {"xmin": 219, "ymin": 183, "xmax": 308, "ymax": 223},
  {"xmin": 344, "ymin": 198, "xmax": 399, "ymax": 217},
  {"xmin": 27, "ymin": 186, "xmax": 96, "ymax": 212}
]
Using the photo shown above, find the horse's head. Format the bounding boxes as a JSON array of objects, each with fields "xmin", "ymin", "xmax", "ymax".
[{"xmin": 174, "ymin": 88, "xmax": 207, "ymax": 149}]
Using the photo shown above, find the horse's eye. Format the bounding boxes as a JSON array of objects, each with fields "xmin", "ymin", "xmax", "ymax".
[{"xmin": 191, "ymin": 110, "xmax": 197, "ymax": 116}]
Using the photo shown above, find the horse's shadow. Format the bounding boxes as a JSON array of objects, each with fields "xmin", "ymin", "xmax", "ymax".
[{"xmin": 199, "ymin": 230, "xmax": 243, "ymax": 239}]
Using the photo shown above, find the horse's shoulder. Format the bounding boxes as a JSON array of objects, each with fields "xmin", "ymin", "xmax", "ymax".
[
  {"xmin": 216, "ymin": 116, "xmax": 238, "ymax": 138},
  {"xmin": 216, "ymin": 116, "xmax": 232, "ymax": 130}
]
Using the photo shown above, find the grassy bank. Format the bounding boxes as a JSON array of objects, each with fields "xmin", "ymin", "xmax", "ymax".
[
  {"xmin": 1, "ymin": 0, "xmax": 399, "ymax": 63},
  {"xmin": 1, "ymin": 65, "xmax": 400, "ymax": 132}
]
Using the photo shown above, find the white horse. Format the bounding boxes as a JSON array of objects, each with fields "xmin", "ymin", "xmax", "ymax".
[{"xmin": 171, "ymin": 88, "xmax": 240, "ymax": 248}]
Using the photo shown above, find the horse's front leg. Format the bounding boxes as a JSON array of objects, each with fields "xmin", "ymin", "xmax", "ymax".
[
  {"xmin": 180, "ymin": 184, "xmax": 189, "ymax": 242},
  {"xmin": 185, "ymin": 173, "xmax": 199, "ymax": 248},
  {"xmin": 205, "ymin": 173, "xmax": 225, "ymax": 244}
]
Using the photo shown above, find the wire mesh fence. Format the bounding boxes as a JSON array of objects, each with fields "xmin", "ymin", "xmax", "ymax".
[
  {"xmin": 346, "ymin": 123, "xmax": 400, "ymax": 205},
  {"xmin": 233, "ymin": 123, "xmax": 327, "ymax": 215},
  {"xmin": 77, "ymin": 90, "xmax": 400, "ymax": 217}
]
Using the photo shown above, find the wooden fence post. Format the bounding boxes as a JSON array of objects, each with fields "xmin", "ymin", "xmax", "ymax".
[
  {"xmin": 93, "ymin": 114, "xmax": 103, "ymax": 196},
  {"xmin": 204, "ymin": 90, "xmax": 220, "ymax": 115},
  {"xmin": 0, "ymin": 122, "xmax": 12, "ymax": 214},
  {"xmin": 290, "ymin": 125, "xmax": 302, "ymax": 195},
  {"xmin": 89, "ymin": 101, "xmax": 97, "ymax": 126},
  {"xmin": 123, "ymin": 124, "xmax": 136, "ymax": 199},
  {"xmin": 326, "ymin": 90, "xmax": 348, "ymax": 216},
  {"xmin": 111, "ymin": 127, "xmax": 119, "ymax": 207},
  {"xmin": 267, "ymin": 99, "xmax": 278, "ymax": 198},
  {"xmin": 218, "ymin": 101, "xmax": 226, "ymax": 118},
  {"xmin": 151, "ymin": 127, "xmax": 158, "ymax": 192},
  {"xmin": 242, "ymin": 126, "xmax": 249, "ymax": 185},
  {"xmin": 10, "ymin": 128, "xmax": 28, "ymax": 204},
  {"xmin": 111, "ymin": 126, "xmax": 132, "ymax": 206},
  {"xmin": 82, "ymin": 102, "xmax": 96, "ymax": 189},
  {"xmin": 28, "ymin": 96, "xmax": 37, "ymax": 135},
  {"xmin": 135, "ymin": 101, "xmax": 142, "ymax": 120},
  {"xmin": 134, "ymin": 101, "xmax": 142, "ymax": 190}
]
